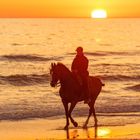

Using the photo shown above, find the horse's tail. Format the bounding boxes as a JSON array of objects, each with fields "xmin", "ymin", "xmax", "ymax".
[{"xmin": 92, "ymin": 76, "xmax": 105, "ymax": 86}]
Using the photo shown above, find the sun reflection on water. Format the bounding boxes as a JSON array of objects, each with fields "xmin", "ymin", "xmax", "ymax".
[{"xmin": 97, "ymin": 128, "xmax": 111, "ymax": 137}]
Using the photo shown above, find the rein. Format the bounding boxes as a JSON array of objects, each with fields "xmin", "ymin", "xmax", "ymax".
[{"xmin": 56, "ymin": 81, "xmax": 61, "ymax": 87}]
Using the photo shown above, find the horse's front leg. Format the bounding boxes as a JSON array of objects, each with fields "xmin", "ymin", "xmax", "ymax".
[
  {"xmin": 69, "ymin": 102, "xmax": 78, "ymax": 127},
  {"xmin": 62, "ymin": 100, "xmax": 69, "ymax": 130}
]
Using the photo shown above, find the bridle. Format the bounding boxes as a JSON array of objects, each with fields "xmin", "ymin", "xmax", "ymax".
[{"xmin": 50, "ymin": 63, "xmax": 60, "ymax": 87}]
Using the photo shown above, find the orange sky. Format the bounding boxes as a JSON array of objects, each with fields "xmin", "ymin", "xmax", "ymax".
[{"xmin": 0, "ymin": 0, "xmax": 140, "ymax": 18}]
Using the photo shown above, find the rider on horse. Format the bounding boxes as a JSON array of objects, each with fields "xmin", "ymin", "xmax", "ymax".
[{"xmin": 71, "ymin": 47, "xmax": 90, "ymax": 104}]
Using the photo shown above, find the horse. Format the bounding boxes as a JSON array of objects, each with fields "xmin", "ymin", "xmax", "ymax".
[{"xmin": 50, "ymin": 62, "xmax": 104, "ymax": 130}]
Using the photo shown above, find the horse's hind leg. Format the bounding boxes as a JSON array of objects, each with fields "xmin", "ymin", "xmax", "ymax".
[
  {"xmin": 83, "ymin": 106, "xmax": 92, "ymax": 128},
  {"xmin": 69, "ymin": 102, "xmax": 78, "ymax": 127},
  {"xmin": 92, "ymin": 106, "xmax": 97, "ymax": 126},
  {"xmin": 83, "ymin": 102, "xmax": 97, "ymax": 128}
]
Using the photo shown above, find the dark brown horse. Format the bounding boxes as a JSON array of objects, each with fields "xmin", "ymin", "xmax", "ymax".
[{"xmin": 50, "ymin": 62, "xmax": 104, "ymax": 129}]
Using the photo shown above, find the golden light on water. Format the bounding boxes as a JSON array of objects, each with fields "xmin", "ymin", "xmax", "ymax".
[
  {"xmin": 91, "ymin": 9, "xmax": 107, "ymax": 18},
  {"xmin": 97, "ymin": 128, "xmax": 111, "ymax": 137}
]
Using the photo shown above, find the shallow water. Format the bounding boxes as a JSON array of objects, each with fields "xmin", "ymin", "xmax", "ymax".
[{"xmin": 0, "ymin": 18, "xmax": 139, "ymax": 125}]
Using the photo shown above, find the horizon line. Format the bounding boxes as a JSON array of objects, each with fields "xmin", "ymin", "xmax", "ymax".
[{"xmin": 0, "ymin": 17, "xmax": 140, "ymax": 19}]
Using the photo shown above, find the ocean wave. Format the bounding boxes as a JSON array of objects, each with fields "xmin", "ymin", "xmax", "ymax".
[
  {"xmin": 0, "ymin": 105, "xmax": 139, "ymax": 121},
  {"xmin": 87, "ymin": 51, "xmax": 140, "ymax": 56},
  {"xmin": 1, "ymin": 54, "xmax": 63, "ymax": 62},
  {"xmin": 100, "ymin": 75, "xmax": 140, "ymax": 81},
  {"xmin": 11, "ymin": 43, "xmax": 23, "ymax": 46},
  {"xmin": 0, "ymin": 74, "xmax": 49, "ymax": 86},
  {"xmin": 0, "ymin": 74, "xmax": 139, "ymax": 86},
  {"xmin": 12, "ymin": 42, "xmax": 41, "ymax": 46},
  {"xmin": 67, "ymin": 52, "xmax": 107, "ymax": 56},
  {"xmin": 67, "ymin": 51, "xmax": 140, "ymax": 56},
  {"xmin": 124, "ymin": 84, "xmax": 140, "ymax": 92}
]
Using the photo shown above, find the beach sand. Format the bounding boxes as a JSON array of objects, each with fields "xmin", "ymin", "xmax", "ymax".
[{"xmin": 0, "ymin": 117, "xmax": 140, "ymax": 140}]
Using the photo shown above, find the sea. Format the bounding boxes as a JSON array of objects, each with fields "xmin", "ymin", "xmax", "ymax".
[{"xmin": 0, "ymin": 18, "xmax": 139, "ymax": 126}]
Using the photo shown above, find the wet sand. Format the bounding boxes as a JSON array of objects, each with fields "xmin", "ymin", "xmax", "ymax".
[{"xmin": 0, "ymin": 117, "xmax": 140, "ymax": 140}]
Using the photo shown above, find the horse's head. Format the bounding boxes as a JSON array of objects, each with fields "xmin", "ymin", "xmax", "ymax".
[
  {"xmin": 50, "ymin": 63, "xmax": 59, "ymax": 87},
  {"xmin": 50, "ymin": 62, "xmax": 70, "ymax": 87}
]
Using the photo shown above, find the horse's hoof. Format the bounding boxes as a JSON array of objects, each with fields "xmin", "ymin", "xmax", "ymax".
[
  {"xmin": 73, "ymin": 122, "xmax": 78, "ymax": 127},
  {"xmin": 64, "ymin": 125, "xmax": 69, "ymax": 130}
]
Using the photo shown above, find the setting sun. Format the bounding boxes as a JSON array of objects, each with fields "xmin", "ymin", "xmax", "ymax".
[{"xmin": 91, "ymin": 9, "xmax": 107, "ymax": 18}]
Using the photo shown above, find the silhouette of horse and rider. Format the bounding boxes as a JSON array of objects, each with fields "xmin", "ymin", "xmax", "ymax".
[{"xmin": 50, "ymin": 47, "xmax": 104, "ymax": 130}]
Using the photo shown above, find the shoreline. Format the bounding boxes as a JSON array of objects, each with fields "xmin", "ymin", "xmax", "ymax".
[{"xmin": 0, "ymin": 117, "xmax": 140, "ymax": 140}]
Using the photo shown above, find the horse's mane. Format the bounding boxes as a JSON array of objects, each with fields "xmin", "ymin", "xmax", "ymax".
[{"xmin": 57, "ymin": 63, "xmax": 71, "ymax": 74}]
